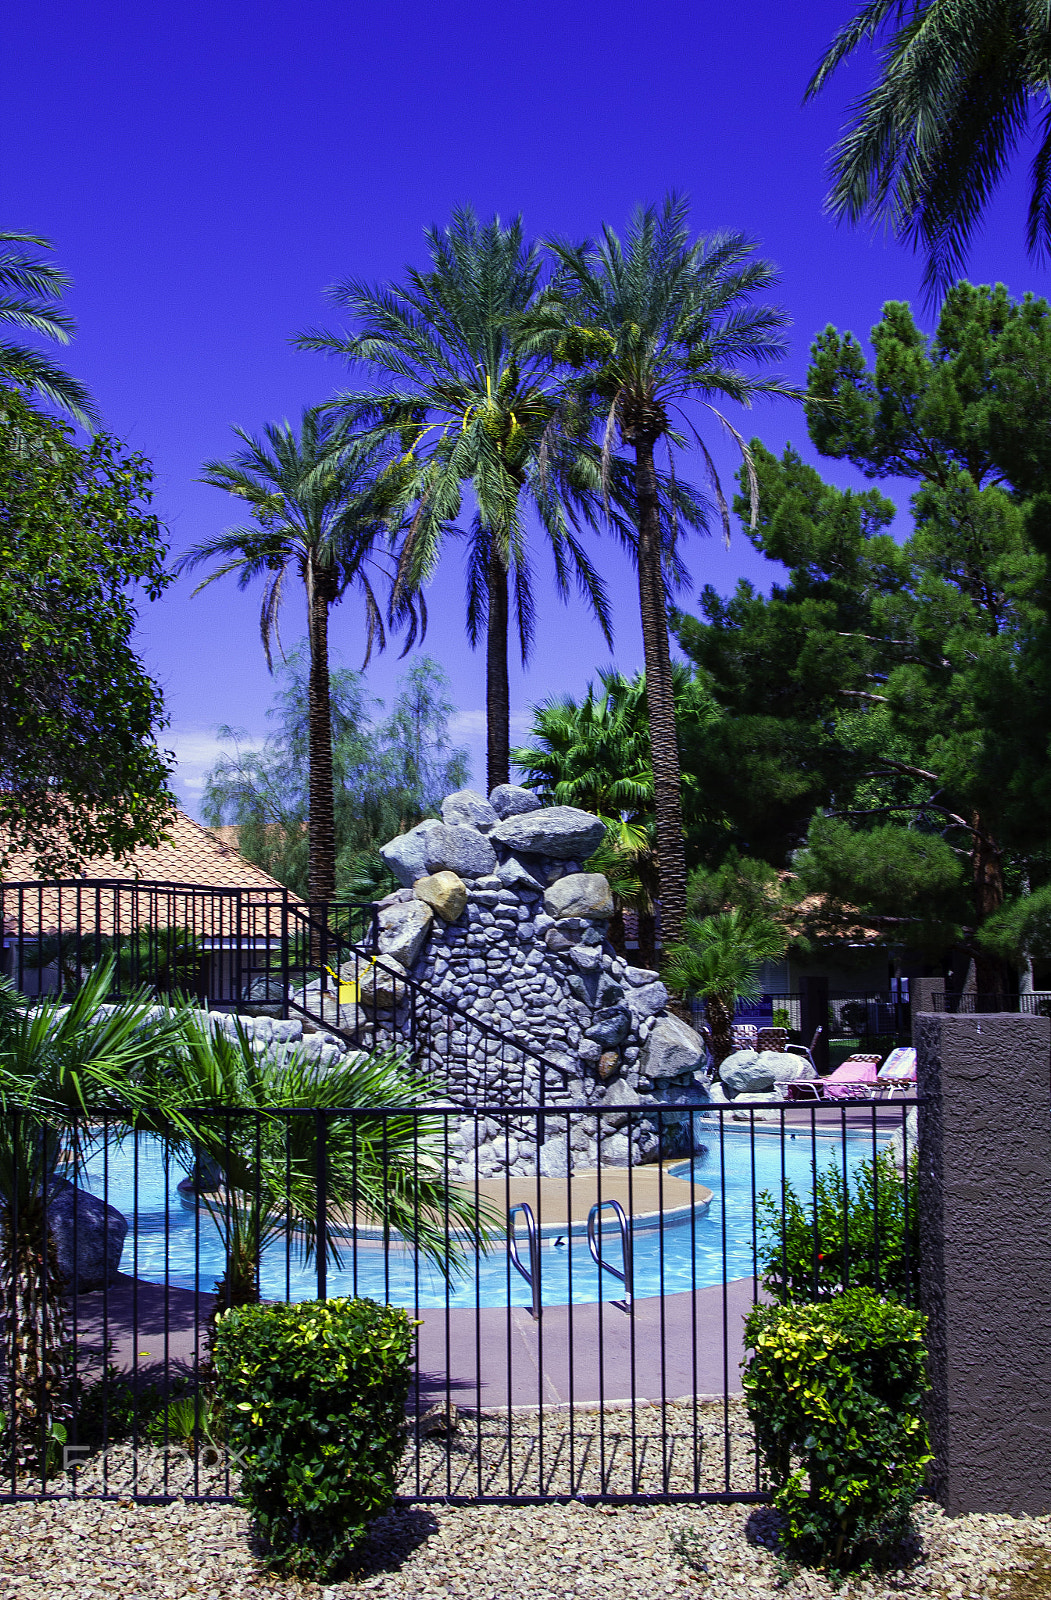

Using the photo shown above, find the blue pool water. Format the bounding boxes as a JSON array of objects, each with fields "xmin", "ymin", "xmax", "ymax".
[{"xmin": 78, "ymin": 1125, "xmax": 890, "ymax": 1310}]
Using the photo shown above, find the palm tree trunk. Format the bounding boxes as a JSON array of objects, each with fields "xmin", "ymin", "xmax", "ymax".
[
  {"xmin": 306, "ymin": 568, "xmax": 336, "ymax": 905},
  {"xmin": 971, "ymin": 815, "xmax": 1013, "ymax": 1002},
  {"xmin": 486, "ymin": 545, "xmax": 511, "ymax": 793},
  {"xmin": 633, "ymin": 437, "xmax": 688, "ymax": 950}
]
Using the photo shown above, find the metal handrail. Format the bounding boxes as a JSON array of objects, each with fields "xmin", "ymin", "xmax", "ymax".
[
  {"xmin": 508, "ymin": 1202, "xmax": 541, "ymax": 1320},
  {"xmin": 586, "ymin": 1198, "xmax": 633, "ymax": 1307}
]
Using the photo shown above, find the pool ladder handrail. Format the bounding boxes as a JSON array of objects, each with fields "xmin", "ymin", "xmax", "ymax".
[
  {"xmin": 586, "ymin": 1198, "xmax": 633, "ymax": 1308},
  {"xmin": 508, "ymin": 1202, "xmax": 541, "ymax": 1320}
]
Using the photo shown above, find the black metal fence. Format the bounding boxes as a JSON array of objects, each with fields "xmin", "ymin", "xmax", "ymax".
[
  {"xmin": 690, "ymin": 991, "xmax": 912, "ymax": 1043},
  {"xmin": 932, "ymin": 990, "xmax": 1051, "ymax": 1015},
  {"xmin": 0, "ymin": 1098, "xmax": 918, "ymax": 1505}
]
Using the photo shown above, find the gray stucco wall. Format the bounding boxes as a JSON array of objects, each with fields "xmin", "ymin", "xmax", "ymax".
[{"xmin": 915, "ymin": 1010, "xmax": 1051, "ymax": 1514}]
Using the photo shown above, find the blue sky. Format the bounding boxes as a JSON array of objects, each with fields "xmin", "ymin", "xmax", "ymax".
[{"xmin": 4, "ymin": 1, "xmax": 1043, "ymax": 812}]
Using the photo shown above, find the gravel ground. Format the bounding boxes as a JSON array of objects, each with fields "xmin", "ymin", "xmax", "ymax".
[
  {"xmin": 1, "ymin": 1496, "xmax": 1050, "ymax": 1599},
  {"xmin": 1, "ymin": 1402, "xmax": 1049, "ymax": 1600}
]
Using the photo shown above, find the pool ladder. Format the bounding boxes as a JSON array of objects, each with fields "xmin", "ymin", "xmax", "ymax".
[
  {"xmin": 508, "ymin": 1203, "xmax": 542, "ymax": 1320},
  {"xmin": 508, "ymin": 1198, "xmax": 635, "ymax": 1320},
  {"xmin": 587, "ymin": 1199, "xmax": 633, "ymax": 1309}
]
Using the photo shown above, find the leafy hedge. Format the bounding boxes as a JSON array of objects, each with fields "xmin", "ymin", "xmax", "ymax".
[
  {"xmin": 213, "ymin": 1297, "xmax": 416, "ymax": 1580},
  {"xmin": 742, "ymin": 1289, "xmax": 931, "ymax": 1571},
  {"xmin": 757, "ymin": 1149, "xmax": 919, "ymax": 1303}
]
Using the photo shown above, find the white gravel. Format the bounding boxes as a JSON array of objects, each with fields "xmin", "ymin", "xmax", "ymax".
[{"xmin": 1, "ymin": 1495, "xmax": 1049, "ymax": 1599}]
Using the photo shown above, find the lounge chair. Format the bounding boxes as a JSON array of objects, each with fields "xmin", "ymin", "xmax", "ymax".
[
  {"xmin": 785, "ymin": 1059, "xmax": 880, "ymax": 1102},
  {"xmin": 877, "ymin": 1046, "xmax": 917, "ymax": 1097}
]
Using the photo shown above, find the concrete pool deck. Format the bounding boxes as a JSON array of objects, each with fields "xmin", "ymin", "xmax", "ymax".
[{"xmin": 71, "ymin": 1271, "xmax": 760, "ymax": 1406}]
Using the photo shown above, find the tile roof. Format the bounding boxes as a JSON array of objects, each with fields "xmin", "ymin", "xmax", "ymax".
[{"xmin": 1, "ymin": 809, "xmax": 295, "ymax": 939}]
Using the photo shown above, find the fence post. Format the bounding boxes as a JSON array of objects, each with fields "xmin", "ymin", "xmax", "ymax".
[
  {"xmin": 915, "ymin": 1009, "xmax": 1051, "ymax": 1513},
  {"xmin": 315, "ymin": 1110, "xmax": 328, "ymax": 1302},
  {"xmin": 799, "ymin": 975, "xmax": 829, "ymax": 1074}
]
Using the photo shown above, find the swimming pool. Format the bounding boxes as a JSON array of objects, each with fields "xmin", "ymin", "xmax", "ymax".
[{"xmin": 78, "ymin": 1124, "xmax": 891, "ymax": 1311}]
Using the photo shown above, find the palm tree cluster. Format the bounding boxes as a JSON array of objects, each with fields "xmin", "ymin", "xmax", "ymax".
[
  {"xmin": 0, "ymin": 964, "xmax": 488, "ymax": 1474},
  {"xmin": 184, "ymin": 195, "xmax": 791, "ymax": 949}
]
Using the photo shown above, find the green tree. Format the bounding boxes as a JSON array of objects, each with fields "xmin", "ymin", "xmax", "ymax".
[
  {"xmin": 528, "ymin": 195, "xmax": 794, "ymax": 947},
  {"xmin": 180, "ymin": 410, "xmax": 420, "ymax": 903},
  {"xmin": 806, "ymin": 1, "xmax": 1051, "ymax": 298},
  {"xmin": 202, "ymin": 652, "xmax": 468, "ymax": 901},
  {"xmin": 0, "ymin": 232, "xmax": 98, "ymax": 425},
  {"xmin": 0, "ymin": 392, "xmax": 175, "ymax": 877},
  {"xmin": 512, "ymin": 664, "xmax": 720, "ymax": 960},
  {"xmin": 662, "ymin": 908, "xmax": 788, "ymax": 1063},
  {"xmin": 297, "ymin": 206, "xmax": 617, "ymax": 793},
  {"xmin": 675, "ymin": 283, "xmax": 1051, "ymax": 992}
]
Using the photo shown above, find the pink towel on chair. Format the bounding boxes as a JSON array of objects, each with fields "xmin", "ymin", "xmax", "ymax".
[{"xmin": 822, "ymin": 1061, "xmax": 879, "ymax": 1100}]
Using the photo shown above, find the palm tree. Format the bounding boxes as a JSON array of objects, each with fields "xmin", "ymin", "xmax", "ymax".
[
  {"xmin": 296, "ymin": 206, "xmax": 616, "ymax": 792},
  {"xmin": 179, "ymin": 410, "xmax": 421, "ymax": 903},
  {"xmin": 529, "ymin": 196, "xmax": 794, "ymax": 948},
  {"xmin": 0, "ymin": 966, "xmax": 189, "ymax": 1473},
  {"xmin": 662, "ymin": 909, "xmax": 788, "ymax": 1065},
  {"xmin": 163, "ymin": 1015, "xmax": 494, "ymax": 1341},
  {"xmin": 0, "ymin": 232, "xmax": 98, "ymax": 425},
  {"xmin": 806, "ymin": 1, "xmax": 1051, "ymax": 298}
]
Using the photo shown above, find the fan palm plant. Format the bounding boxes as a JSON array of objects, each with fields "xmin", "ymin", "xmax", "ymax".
[
  {"xmin": 179, "ymin": 409, "xmax": 421, "ymax": 903},
  {"xmin": 527, "ymin": 196, "xmax": 794, "ymax": 947},
  {"xmin": 806, "ymin": 0, "xmax": 1051, "ymax": 299},
  {"xmin": 296, "ymin": 206, "xmax": 618, "ymax": 792},
  {"xmin": 0, "ymin": 232, "xmax": 98, "ymax": 425},
  {"xmin": 163, "ymin": 1015, "xmax": 494, "ymax": 1337},
  {"xmin": 662, "ymin": 909, "xmax": 789, "ymax": 1065},
  {"xmin": 0, "ymin": 966, "xmax": 190, "ymax": 1473}
]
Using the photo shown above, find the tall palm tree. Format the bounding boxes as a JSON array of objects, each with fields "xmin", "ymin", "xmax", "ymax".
[
  {"xmin": 529, "ymin": 196, "xmax": 794, "ymax": 948},
  {"xmin": 0, "ymin": 232, "xmax": 98, "ymax": 425},
  {"xmin": 806, "ymin": 1, "xmax": 1051, "ymax": 298},
  {"xmin": 296, "ymin": 206, "xmax": 616, "ymax": 792},
  {"xmin": 178, "ymin": 410, "xmax": 420, "ymax": 903}
]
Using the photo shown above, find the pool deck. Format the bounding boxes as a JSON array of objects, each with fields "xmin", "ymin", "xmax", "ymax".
[
  {"xmin": 72, "ymin": 1271, "xmax": 761, "ymax": 1407},
  {"xmin": 468, "ymin": 1164, "xmax": 714, "ymax": 1234}
]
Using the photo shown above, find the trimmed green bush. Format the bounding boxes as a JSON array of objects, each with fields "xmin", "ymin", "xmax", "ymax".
[
  {"xmin": 213, "ymin": 1297, "xmax": 416, "ymax": 1580},
  {"xmin": 757, "ymin": 1150, "xmax": 919, "ymax": 1304},
  {"xmin": 742, "ymin": 1289, "xmax": 931, "ymax": 1572}
]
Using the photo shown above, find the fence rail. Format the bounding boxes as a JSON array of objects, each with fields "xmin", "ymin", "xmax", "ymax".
[
  {"xmin": 931, "ymin": 990, "xmax": 1051, "ymax": 1015},
  {"xmin": 0, "ymin": 1099, "xmax": 918, "ymax": 1504}
]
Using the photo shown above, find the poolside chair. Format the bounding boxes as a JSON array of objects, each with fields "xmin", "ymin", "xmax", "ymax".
[
  {"xmin": 784, "ymin": 1025, "xmax": 824, "ymax": 1073},
  {"xmin": 876, "ymin": 1046, "xmax": 917, "ymax": 1098},
  {"xmin": 730, "ymin": 1023, "xmax": 759, "ymax": 1053},
  {"xmin": 785, "ymin": 1059, "xmax": 880, "ymax": 1102},
  {"xmin": 755, "ymin": 1026, "xmax": 789, "ymax": 1054}
]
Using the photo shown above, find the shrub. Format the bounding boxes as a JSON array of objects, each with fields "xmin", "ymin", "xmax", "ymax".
[
  {"xmin": 213, "ymin": 1297, "xmax": 416, "ymax": 1580},
  {"xmin": 757, "ymin": 1149, "xmax": 919, "ymax": 1304},
  {"xmin": 742, "ymin": 1289, "xmax": 931, "ymax": 1572}
]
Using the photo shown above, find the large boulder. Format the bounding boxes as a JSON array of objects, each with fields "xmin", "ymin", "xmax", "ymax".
[
  {"xmin": 358, "ymin": 958, "xmax": 409, "ymax": 1010},
  {"xmin": 641, "ymin": 1014, "xmax": 707, "ymax": 1081},
  {"xmin": 489, "ymin": 784, "xmax": 543, "ymax": 819},
  {"xmin": 496, "ymin": 853, "xmax": 545, "ymax": 890},
  {"xmin": 376, "ymin": 898, "xmax": 433, "ymax": 970},
  {"xmin": 543, "ymin": 872, "xmax": 614, "ymax": 920},
  {"xmin": 489, "ymin": 804, "xmax": 606, "ymax": 860},
  {"xmin": 423, "ymin": 823, "xmax": 497, "ymax": 879},
  {"xmin": 441, "ymin": 789, "xmax": 498, "ymax": 832},
  {"xmin": 379, "ymin": 819, "xmax": 443, "ymax": 886},
  {"xmin": 414, "ymin": 870, "xmax": 468, "ymax": 923},
  {"xmin": 48, "ymin": 1184, "xmax": 127, "ymax": 1292},
  {"xmin": 719, "ymin": 1048, "xmax": 811, "ymax": 1096},
  {"xmin": 624, "ymin": 980, "xmax": 668, "ymax": 1022}
]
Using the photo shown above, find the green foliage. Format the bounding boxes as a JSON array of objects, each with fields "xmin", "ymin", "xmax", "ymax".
[
  {"xmin": 978, "ymin": 883, "xmax": 1051, "ymax": 963},
  {"xmin": 673, "ymin": 283, "xmax": 1051, "ymax": 981},
  {"xmin": 213, "ymin": 1297, "xmax": 416, "ymax": 1579},
  {"xmin": 202, "ymin": 651, "xmax": 468, "ymax": 900},
  {"xmin": 0, "ymin": 391, "xmax": 175, "ymax": 876},
  {"xmin": 757, "ymin": 1150, "xmax": 920, "ymax": 1305},
  {"xmin": 686, "ymin": 850, "xmax": 798, "ymax": 924},
  {"xmin": 0, "ymin": 230, "xmax": 98, "ymax": 423},
  {"xmin": 807, "ymin": 3, "xmax": 1051, "ymax": 296},
  {"xmin": 146, "ymin": 1393, "xmax": 223, "ymax": 1455},
  {"xmin": 742, "ymin": 1290, "xmax": 931, "ymax": 1572},
  {"xmin": 663, "ymin": 909, "xmax": 788, "ymax": 1062}
]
